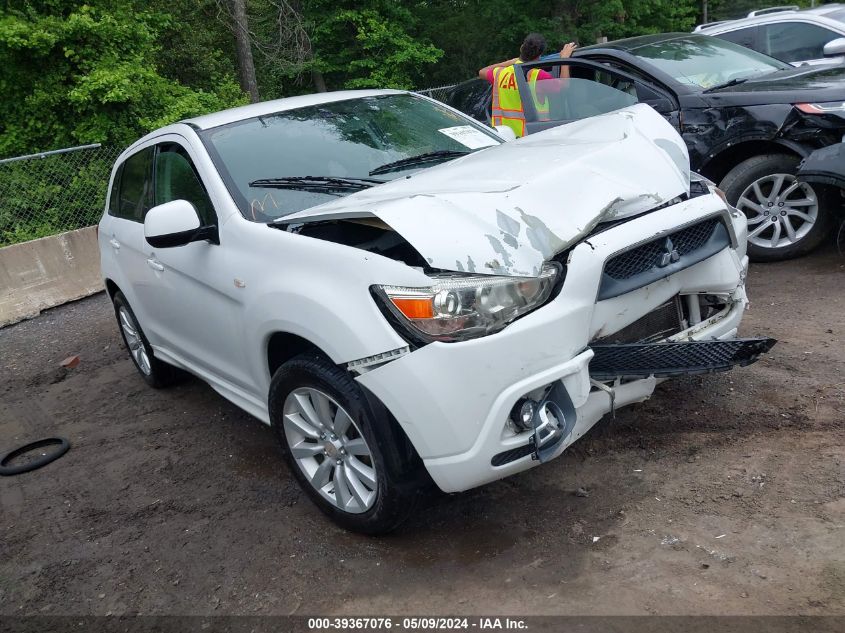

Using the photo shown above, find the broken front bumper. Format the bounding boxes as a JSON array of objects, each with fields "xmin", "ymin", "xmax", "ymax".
[
  {"xmin": 589, "ymin": 338, "xmax": 777, "ymax": 380},
  {"xmin": 355, "ymin": 193, "xmax": 764, "ymax": 493},
  {"xmin": 798, "ymin": 142, "xmax": 845, "ymax": 189}
]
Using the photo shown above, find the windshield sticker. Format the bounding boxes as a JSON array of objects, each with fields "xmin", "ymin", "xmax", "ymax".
[{"xmin": 438, "ymin": 126, "xmax": 499, "ymax": 149}]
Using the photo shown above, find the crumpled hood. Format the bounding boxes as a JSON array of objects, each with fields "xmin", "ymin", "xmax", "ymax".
[{"xmin": 281, "ymin": 104, "xmax": 690, "ymax": 277}]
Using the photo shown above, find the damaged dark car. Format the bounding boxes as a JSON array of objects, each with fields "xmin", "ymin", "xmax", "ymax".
[{"xmin": 442, "ymin": 33, "xmax": 845, "ymax": 261}]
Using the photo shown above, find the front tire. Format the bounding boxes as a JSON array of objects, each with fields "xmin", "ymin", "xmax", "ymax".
[
  {"xmin": 719, "ymin": 153, "xmax": 834, "ymax": 261},
  {"xmin": 269, "ymin": 352, "xmax": 423, "ymax": 534},
  {"xmin": 112, "ymin": 292, "xmax": 181, "ymax": 388}
]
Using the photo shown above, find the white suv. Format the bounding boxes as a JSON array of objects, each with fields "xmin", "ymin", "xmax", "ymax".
[
  {"xmin": 99, "ymin": 90, "xmax": 773, "ymax": 533},
  {"xmin": 696, "ymin": 5, "xmax": 845, "ymax": 66}
]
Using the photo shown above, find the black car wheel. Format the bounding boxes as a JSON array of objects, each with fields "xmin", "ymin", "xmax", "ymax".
[
  {"xmin": 113, "ymin": 292, "xmax": 181, "ymax": 388},
  {"xmin": 268, "ymin": 352, "xmax": 424, "ymax": 534},
  {"xmin": 720, "ymin": 154, "xmax": 834, "ymax": 261}
]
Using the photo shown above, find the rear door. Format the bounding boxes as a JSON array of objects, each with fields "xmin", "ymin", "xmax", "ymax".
[
  {"xmin": 713, "ymin": 26, "xmax": 763, "ymax": 56},
  {"xmin": 758, "ymin": 21, "xmax": 844, "ymax": 65},
  {"xmin": 515, "ymin": 59, "xmax": 680, "ymax": 136}
]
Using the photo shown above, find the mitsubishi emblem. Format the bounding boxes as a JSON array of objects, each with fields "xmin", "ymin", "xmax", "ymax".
[{"xmin": 658, "ymin": 237, "xmax": 681, "ymax": 267}]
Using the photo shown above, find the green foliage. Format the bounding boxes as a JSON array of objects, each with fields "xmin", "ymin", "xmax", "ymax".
[
  {"xmin": 301, "ymin": 1, "xmax": 443, "ymax": 91},
  {"xmin": 413, "ymin": 0, "xmax": 701, "ymax": 85},
  {"xmin": 0, "ymin": 2, "xmax": 246, "ymax": 157}
]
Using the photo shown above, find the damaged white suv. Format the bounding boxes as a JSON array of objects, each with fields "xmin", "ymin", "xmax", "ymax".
[{"xmin": 99, "ymin": 90, "xmax": 774, "ymax": 533}]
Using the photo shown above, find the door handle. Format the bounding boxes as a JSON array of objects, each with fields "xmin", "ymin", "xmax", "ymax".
[
  {"xmin": 109, "ymin": 238, "xmax": 120, "ymax": 250},
  {"xmin": 146, "ymin": 257, "xmax": 164, "ymax": 272}
]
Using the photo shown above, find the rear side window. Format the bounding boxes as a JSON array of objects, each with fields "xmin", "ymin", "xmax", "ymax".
[
  {"xmin": 717, "ymin": 26, "xmax": 759, "ymax": 51},
  {"xmin": 107, "ymin": 164, "xmax": 123, "ymax": 216},
  {"xmin": 759, "ymin": 22, "xmax": 840, "ymax": 62},
  {"xmin": 115, "ymin": 147, "xmax": 154, "ymax": 222},
  {"xmin": 154, "ymin": 144, "xmax": 215, "ymax": 225}
]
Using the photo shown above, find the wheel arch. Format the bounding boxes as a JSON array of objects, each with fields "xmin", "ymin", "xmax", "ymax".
[
  {"xmin": 699, "ymin": 139, "xmax": 808, "ymax": 184},
  {"xmin": 104, "ymin": 278, "xmax": 120, "ymax": 300},
  {"xmin": 266, "ymin": 331, "xmax": 324, "ymax": 379}
]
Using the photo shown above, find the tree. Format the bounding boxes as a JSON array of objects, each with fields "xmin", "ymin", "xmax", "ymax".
[
  {"xmin": 215, "ymin": 0, "xmax": 260, "ymax": 101},
  {"xmin": 0, "ymin": 2, "xmax": 246, "ymax": 155},
  {"xmin": 302, "ymin": 1, "xmax": 443, "ymax": 91}
]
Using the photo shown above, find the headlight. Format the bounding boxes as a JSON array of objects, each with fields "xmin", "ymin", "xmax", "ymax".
[
  {"xmin": 795, "ymin": 102, "xmax": 845, "ymax": 114},
  {"xmin": 373, "ymin": 262, "xmax": 560, "ymax": 343}
]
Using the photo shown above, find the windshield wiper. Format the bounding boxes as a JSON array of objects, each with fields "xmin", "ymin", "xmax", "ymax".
[
  {"xmin": 369, "ymin": 150, "xmax": 470, "ymax": 176},
  {"xmin": 248, "ymin": 176, "xmax": 383, "ymax": 195},
  {"xmin": 702, "ymin": 77, "xmax": 750, "ymax": 93}
]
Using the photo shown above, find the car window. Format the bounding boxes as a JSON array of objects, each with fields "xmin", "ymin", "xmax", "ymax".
[
  {"xmin": 759, "ymin": 22, "xmax": 840, "ymax": 62},
  {"xmin": 539, "ymin": 73, "xmax": 638, "ymax": 122},
  {"xmin": 201, "ymin": 93, "xmax": 501, "ymax": 221},
  {"xmin": 116, "ymin": 147, "xmax": 154, "ymax": 222},
  {"xmin": 439, "ymin": 79, "xmax": 492, "ymax": 124},
  {"xmin": 154, "ymin": 144, "xmax": 215, "ymax": 225},
  {"xmin": 628, "ymin": 35, "xmax": 789, "ymax": 89},
  {"xmin": 517, "ymin": 63, "xmax": 652, "ymax": 127},
  {"xmin": 716, "ymin": 26, "xmax": 759, "ymax": 51},
  {"xmin": 107, "ymin": 163, "xmax": 123, "ymax": 217}
]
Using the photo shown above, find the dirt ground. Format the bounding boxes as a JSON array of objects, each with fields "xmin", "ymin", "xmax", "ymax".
[{"xmin": 0, "ymin": 246, "xmax": 843, "ymax": 618}]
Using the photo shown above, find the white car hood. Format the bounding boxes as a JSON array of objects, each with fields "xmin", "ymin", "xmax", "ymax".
[{"xmin": 282, "ymin": 104, "xmax": 690, "ymax": 277}]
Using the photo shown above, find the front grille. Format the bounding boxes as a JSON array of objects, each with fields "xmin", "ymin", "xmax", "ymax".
[
  {"xmin": 598, "ymin": 217, "xmax": 731, "ymax": 301},
  {"xmin": 595, "ymin": 297, "xmax": 684, "ymax": 344},
  {"xmin": 588, "ymin": 338, "xmax": 777, "ymax": 380},
  {"xmin": 605, "ymin": 218, "xmax": 721, "ymax": 281}
]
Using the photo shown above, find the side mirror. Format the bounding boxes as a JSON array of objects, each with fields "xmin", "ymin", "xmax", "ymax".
[
  {"xmin": 493, "ymin": 125, "xmax": 517, "ymax": 142},
  {"xmin": 823, "ymin": 37, "xmax": 845, "ymax": 57},
  {"xmin": 144, "ymin": 200, "xmax": 217, "ymax": 248}
]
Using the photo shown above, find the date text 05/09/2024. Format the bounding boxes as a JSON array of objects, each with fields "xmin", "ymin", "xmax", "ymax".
[{"xmin": 307, "ymin": 617, "xmax": 528, "ymax": 630}]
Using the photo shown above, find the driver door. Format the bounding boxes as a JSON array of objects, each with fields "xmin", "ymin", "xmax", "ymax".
[
  {"xmin": 144, "ymin": 137, "xmax": 252, "ymax": 391},
  {"xmin": 515, "ymin": 59, "xmax": 680, "ymax": 135}
]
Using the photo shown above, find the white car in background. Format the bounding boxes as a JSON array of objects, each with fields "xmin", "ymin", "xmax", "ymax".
[
  {"xmin": 99, "ymin": 90, "xmax": 773, "ymax": 533},
  {"xmin": 696, "ymin": 4, "xmax": 845, "ymax": 66}
]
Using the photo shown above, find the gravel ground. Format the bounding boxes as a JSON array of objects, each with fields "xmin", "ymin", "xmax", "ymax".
[{"xmin": 0, "ymin": 246, "xmax": 843, "ymax": 617}]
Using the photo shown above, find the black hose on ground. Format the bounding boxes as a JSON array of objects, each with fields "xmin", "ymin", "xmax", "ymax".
[{"xmin": 0, "ymin": 437, "xmax": 70, "ymax": 476}]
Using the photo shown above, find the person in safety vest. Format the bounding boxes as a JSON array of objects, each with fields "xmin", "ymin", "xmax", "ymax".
[{"xmin": 478, "ymin": 33, "xmax": 577, "ymax": 138}]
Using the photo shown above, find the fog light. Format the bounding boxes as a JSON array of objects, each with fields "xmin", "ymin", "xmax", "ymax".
[{"xmin": 510, "ymin": 398, "xmax": 537, "ymax": 431}]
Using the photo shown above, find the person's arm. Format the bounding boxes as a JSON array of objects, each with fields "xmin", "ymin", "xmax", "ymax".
[
  {"xmin": 558, "ymin": 42, "xmax": 577, "ymax": 80},
  {"xmin": 533, "ymin": 41, "xmax": 580, "ymax": 97},
  {"xmin": 478, "ymin": 57, "xmax": 520, "ymax": 81}
]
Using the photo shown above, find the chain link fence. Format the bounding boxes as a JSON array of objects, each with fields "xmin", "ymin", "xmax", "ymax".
[
  {"xmin": 416, "ymin": 84, "xmax": 458, "ymax": 103},
  {"xmin": 0, "ymin": 144, "xmax": 121, "ymax": 248}
]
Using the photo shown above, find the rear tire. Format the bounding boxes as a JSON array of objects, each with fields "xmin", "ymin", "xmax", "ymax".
[
  {"xmin": 112, "ymin": 292, "xmax": 181, "ymax": 388},
  {"xmin": 719, "ymin": 153, "xmax": 834, "ymax": 261},
  {"xmin": 269, "ymin": 352, "xmax": 424, "ymax": 534}
]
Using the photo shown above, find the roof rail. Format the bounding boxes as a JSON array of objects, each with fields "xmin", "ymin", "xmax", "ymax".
[
  {"xmin": 747, "ymin": 6, "xmax": 799, "ymax": 17},
  {"xmin": 693, "ymin": 20, "xmax": 730, "ymax": 32}
]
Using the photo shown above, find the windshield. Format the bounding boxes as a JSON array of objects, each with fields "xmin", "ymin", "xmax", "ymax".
[
  {"xmin": 629, "ymin": 36, "xmax": 790, "ymax": 89},
  {"xmin": 201, "ymin": 93, "xmax": 500, "ymax": 221}
]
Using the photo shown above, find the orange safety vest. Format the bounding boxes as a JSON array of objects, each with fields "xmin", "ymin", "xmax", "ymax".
[{"xmin": 491, "ymin": 61, "xmax": 551, "ymax": 138}]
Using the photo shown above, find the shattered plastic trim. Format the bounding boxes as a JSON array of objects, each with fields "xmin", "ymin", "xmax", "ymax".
[{"xmin": 346, "ymin": 346, "xmax": 410, "ymax": 374}]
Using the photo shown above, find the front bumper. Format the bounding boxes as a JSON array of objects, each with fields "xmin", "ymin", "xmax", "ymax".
[{"xmin": 356, "ymin": 193, "xmax": 757, "ymax": 493}]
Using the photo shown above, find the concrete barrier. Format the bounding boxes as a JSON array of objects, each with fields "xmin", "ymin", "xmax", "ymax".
[{"xmin": 0, "ymin": 226, "xmax": 103, "ymax": 328}]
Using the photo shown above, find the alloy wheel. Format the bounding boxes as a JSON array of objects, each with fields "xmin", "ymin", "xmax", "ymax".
[
  {"xmin": 736, "ymin": 173, "xmax": 818, "ymax": 250},
  {"xmin": 282, "ymin": 387, "xmax": 378, "ymax": 514},
  {"xmin": 119, "ymin": 306, "xmax": 151, "ymax": 376}
]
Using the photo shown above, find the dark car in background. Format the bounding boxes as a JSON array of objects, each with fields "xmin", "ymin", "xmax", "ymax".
[{"xmin": 439, "ymin": 33, "xmax": 845, "ymax": 261}]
